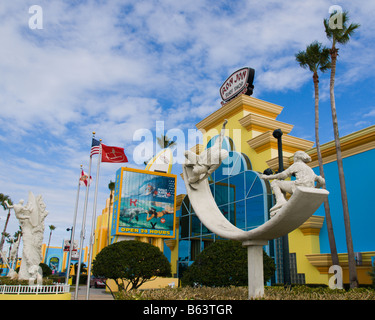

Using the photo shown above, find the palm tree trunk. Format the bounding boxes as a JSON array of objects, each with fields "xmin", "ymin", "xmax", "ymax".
[
  {"xmin": 45, "ymin": 230, "xmax": 52, "ymax": 264},
  {"xmin": 313, "ymin": 72, "xmax": 339, "ymax": 266},
  {"xmin": 329, "ymin": 46, "xmax": 358, "ymax": 288},
  {"xmin": 0, "ymin": 208, "xmax": 11, "ymax": 251},
  {"xmin": 107, "ymin": 190, "xmax": 113, "ymax": 246}
]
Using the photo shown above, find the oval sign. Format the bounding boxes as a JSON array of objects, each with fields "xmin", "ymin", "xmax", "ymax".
[{"xmin": 220, "ymin": 67, "xmax": 255, "ymax": 102}]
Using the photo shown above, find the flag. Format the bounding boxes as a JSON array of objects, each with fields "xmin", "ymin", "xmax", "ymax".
[
  {"xmin": 101, "ymin": 144, "xmax": 128, "ymax": 163},
  {"xmin": 90, "ymin": 138, "xmax": 101, "ymax": 157},
  {"xmin": 79, "ymin": 169, "xmax": 92, "ymax": 186}
]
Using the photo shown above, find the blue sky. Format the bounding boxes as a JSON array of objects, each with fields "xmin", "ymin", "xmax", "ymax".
[{"xmin": 0, "ymin": 0, "xmax": 374, "ymax": 247}]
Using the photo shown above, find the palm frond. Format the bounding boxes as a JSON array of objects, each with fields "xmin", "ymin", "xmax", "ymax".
[{"xmin": 295, "ymin": 41, "xmax": 331, "ymax": 74}]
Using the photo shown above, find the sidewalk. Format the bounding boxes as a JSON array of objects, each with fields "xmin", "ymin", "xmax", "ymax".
[{"xmin": 71, "ymin": 286, "xmax": 114, "ymax": 300}]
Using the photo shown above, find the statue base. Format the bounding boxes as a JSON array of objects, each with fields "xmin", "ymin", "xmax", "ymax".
[{"xmin": 242, "ymin": 240, "xmax": 268, "ymax": 299}]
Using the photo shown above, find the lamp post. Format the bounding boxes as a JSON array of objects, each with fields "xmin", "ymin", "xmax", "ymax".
[{"xmin": 272, "ymin": 129, "xmax": 291, "ymax": 285}]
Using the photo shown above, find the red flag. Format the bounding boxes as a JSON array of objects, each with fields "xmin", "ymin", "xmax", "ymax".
[
  {"xmin": 80, "ymin": 169, "xmax": 92, "ymax": 186},
  {"xmin": 101, "ymin": 144, "xmax": 128, "ymax": 163}
]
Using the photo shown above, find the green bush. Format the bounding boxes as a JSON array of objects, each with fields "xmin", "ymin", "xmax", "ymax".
[
  {"xmin": 92, "ymin": 240, "xmax": 171, "ymax": 292},
  {"xmin": 0, "ymin": 277, "xmax": 53, "ymax": 285},
  {"xmin": 72, "ymin": 274, "xmax": 87, "ymax": 285},
  {"xmin": 39, "ymin": 263, "xmax": 52, "ymax": 277},
  {"xmin": 181, "ymin": 240, "xmax": 275, "ymax": 287}
]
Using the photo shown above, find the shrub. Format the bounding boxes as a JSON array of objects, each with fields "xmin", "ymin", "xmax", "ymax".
[
  {"xmin": 181, "ymin": 240, "xmax": 275, "ymax": 287},
  {"xmin": 0, "ymin": 277, "xmax": 53, "ymax": 285},
  {"xmin": 39, "ymin": 263, "xmax": 52, "ymax": 277},
  {"xmin": 92, "ymin": 240, "xmax": 171, "ymax": 293}
]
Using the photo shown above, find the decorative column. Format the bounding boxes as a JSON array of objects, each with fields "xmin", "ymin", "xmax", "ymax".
[{"xmin": 243, "ymin": 240, "xmax": 268, "ymax": 299}]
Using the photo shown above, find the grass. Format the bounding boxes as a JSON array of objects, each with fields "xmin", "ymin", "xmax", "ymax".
[{"xmin": 115, "ymin": 285, "xmax": 375, "ymax": 300}]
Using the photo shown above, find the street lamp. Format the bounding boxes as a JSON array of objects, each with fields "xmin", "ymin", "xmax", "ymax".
[{"xmin": 272, "ymin": 129, "xmax": 291, "ymax": 286}]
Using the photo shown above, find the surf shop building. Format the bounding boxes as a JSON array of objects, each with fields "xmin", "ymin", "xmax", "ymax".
[{"xmin": 176, "ymin": 68, "xmax": 375, "ymax": 286}]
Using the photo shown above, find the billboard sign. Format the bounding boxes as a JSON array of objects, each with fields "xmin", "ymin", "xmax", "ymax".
[
  {"xmin": 111, "ymin": 167, "xmax": 177, "ymax": 238},
  {"xmin": 63, "ymin": 239, "xmax": 78, "ymax": 252},
  {"xmin": 220, "ymin": 67, "xmax": 255, "ymax": 103}
]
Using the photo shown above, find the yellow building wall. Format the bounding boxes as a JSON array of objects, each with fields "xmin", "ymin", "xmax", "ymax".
[{"xmin": 288, "ymin": 228, "xmax": 329, "ymax": 284}]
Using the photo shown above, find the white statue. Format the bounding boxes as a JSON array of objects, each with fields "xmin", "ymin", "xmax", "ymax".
[
  {"xmin": 5, "ymin": 192, "xmax": 48, "ymax": 280},
  {"xmin": 260, "ymin": 151, "xmax": 325, "ymax": 216},
  {"xmin": 0, "ymin": 249, "xmax": 17, "ymax": 279},
  {"xmin": 6, "ymin": 236, "xmax": 21, "ymax": 279},
  {"xmin": 184, "ymin": 119, "xmax": 229, "ymax": 187},
  {"xmin": 9, "ymin": 236, "xmax": 20, "ymax": 266},
  {"xmin": 0, "ymin": 250, "xmax": 9, "ymax": 269}
]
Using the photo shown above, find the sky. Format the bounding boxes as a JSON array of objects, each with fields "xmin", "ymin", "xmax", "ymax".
[{"xmin": 0, "ymin": 0, "xmax": 374, "ymax": 249}]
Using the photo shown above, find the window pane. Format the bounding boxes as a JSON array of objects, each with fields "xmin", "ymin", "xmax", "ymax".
[
  {"xmin": 229, "ymin": 173, "xmax": 245, "ymax": 201},
  {"xmin": 191, "ymin": 214, "xmax": 201, "ymax": 237},
  {"xmin": 233, "ymin": 200, "xmax": 245, "ymax": 229},
  {"xmin": 229, "ymin": 201, "xmax": 236, "ymax": 225},
  {"xmin": 246, "ymin": 195, "xmax": 265, "ymax": 229},
  {"xmin": 214, "ymin": 179, "xmax": 229, "ymax": 206},
  {"xmin": 180, "ymin": 215, "xmax": 190, "ymax": 238},
  {"xmin": 245, "ymin": 171, "xmax": 263, "ymax": 198},
  {"xmin": 181, "ymin": 196, "xmax": 190, "ymax": 216},
  {"xmin": 178, "ymin": 240, "xmax": 190, "ymax": 262}
]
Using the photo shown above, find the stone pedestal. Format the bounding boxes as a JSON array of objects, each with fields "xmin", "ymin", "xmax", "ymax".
[{"xmin": 243, "ymin": 240, "xmax": 268, "ymax": 299}]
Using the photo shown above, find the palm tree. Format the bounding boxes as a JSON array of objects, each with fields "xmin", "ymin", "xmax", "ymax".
[
  {"xmin": 295, "ymin": 42, "xmax": 339, "ymax": 266},
  {"xmin": 0, "ymin": 194, "xmax": 12, "ymax": 251},
  {"xmin": 107, "ymin": 180, "xmax": 115, "ymax": 246},
  {"xmin": 324, "ymin": 10, "xmax": 360, "ymax": 288},
  {"xmin": 144, "ymin": 135, "xmax": 176, "ymax": 165},
  {"xmin": 156, "ymin": 134, "xmax": 176, "ymax": 149},
  {"xmin": 44, "ymin": 225, "xmax": 56, "ymax": 263}
]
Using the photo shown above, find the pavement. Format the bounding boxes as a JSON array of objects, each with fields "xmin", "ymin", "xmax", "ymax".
[{"xmin": 71, "ymin": 285, "xmax": 114, "ymax": 300}]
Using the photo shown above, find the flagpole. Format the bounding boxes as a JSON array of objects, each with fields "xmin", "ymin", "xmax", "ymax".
[
  {"xmin": 86, "ymin": 140, "xmax": 102, "ymax": 300},
  {"xmin": 65, "ymin": 165, "xmax": 82, "ymax": 285},
  {"xmin": 74, "ymin": 132, "xmax": 95, "ymax": 300}
]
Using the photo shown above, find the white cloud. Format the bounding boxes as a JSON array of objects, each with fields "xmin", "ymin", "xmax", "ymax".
[{"xmin": 364, "ymin": 108, "xmax": 375, "ymax": 117}]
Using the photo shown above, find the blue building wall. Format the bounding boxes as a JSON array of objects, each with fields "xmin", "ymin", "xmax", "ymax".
[
  {"xmin": 44, "ymin": 247, "xmax": 66, "ymax": 273},
  {"xmin": 313, "ymin": 148, "xmax": 375, "ymax": 254}
]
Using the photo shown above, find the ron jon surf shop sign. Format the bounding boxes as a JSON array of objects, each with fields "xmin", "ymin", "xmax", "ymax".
[{"xmin": 220, "ymin": 67, "xmax": 254, "ymax": 103}]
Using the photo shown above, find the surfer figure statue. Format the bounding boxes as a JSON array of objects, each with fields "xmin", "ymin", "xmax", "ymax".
[
  {"xmin": 260, "ymin": 150, "xmax": 325, "ymax": 217},
  {"xmin": 184, "ymin": 119, "xmax": 229, "ymax": 188}
]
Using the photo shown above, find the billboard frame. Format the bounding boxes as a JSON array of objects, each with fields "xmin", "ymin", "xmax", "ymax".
[{"xmin": 111, "ymin": 167, "xmax": 177, "ymax": 239}]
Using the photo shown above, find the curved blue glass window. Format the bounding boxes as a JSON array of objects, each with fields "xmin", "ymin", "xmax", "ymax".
[
  {"xmin": 216, "ymin": 151, "xmax": 251, "ymax": 180},
  {"xmin": 178, "ymin": 134, "xmax": 273, "ymax": 266},
  {"xmin": 205, "ymin": 135, "xmax": 234, "ymax": 152}
]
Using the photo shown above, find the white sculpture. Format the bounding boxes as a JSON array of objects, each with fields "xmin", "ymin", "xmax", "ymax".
[
  {"xmin": 182, "ymin": 138, "xmax": 329, "ymax": 299},
  {"xmin": 184, "ymin": 119, "xmax": 229, "ymax": 187},
  {"xmin": 9, "ymin": 236, "xmax": 20, "ymax": 266},
  {"xmin": 0, "ymin": 249, "xmax": 17, "ymax": 279},
  {"xmin": 260, "ymin": 151, "xmax": 325, "ymax": 216},
  {"xmin": 5, "ymin": 192, "xmax": 48, "ymax": 281},
  {"xmin": 5, "ymin": 236, "xmax": 21, "ymax": 280}
]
